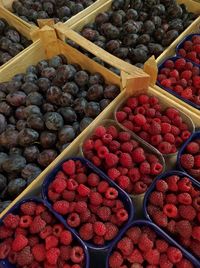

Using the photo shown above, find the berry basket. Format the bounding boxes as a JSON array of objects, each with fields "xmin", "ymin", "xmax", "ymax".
[
  {"xmin": 0, "ymin": 197, "xmax": 90, "ymax": 268},
  {"xmin": 80, "ymin": 119, "xmax": 165, "ymax": 217},
  {"xmin": 42, "ymin": 157, "xmax": 134, "ymax": 251},
  {"xmin": 114, "ymin": 91, "xmax": 195, "ymax": 169},
  {"xmin": 143, "ymin": 170, "xmax": 200, "ymax": 262},
  {"xmin": 105, "ymin": 220, "xmax": 200, "ymax": 268},
  {"xmin": 157, "ymin": 55, "xmax": 200, "ymax": 110},
  {"xmin": 177, "ymin": 130, "xmax": 200, "ymax": 182}
]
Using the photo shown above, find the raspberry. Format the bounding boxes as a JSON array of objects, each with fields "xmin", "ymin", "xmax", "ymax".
[
  {"xmin": 109, "ymin": 140, "xmax": 120, "ymax": 152},
  {"xmin": 163, "ymin": 204, "xmax": 178, "ymax": 218},
  {"xmin": 186, "ymin": 142, "xmax": 200, "ymax": 154},
  {"xmin": 53, "ymin": 200, "xmax": 69, "ymax": 215},
  {"xmin": 120, "ymin": 141, "xmax": 133, "ymax": 153},
  {"xmin": 149, "ymin": 121, "xmax": 161, "ymax": 136},
  {"xmin": 20, "ymin": 202, "xmax": 36, "ymax": 216},
  {"xmin": 153, "ymin": 211, "xmax": 168, "ymax": 227},
  {"xmin": 176, "ymin": 220, "xmax": 192, "ymax": 238},
  {"xmin": 179, "ymin": 205, "xmax": 196, "ymax": 221},
  {"xmin": 40, "ymin": 226, "xmax": 53, "ymax": 239},
  {"xmin": 8, "ymin": 251, "xmax": 17, "ymax": 264},
  {"xmin": 167, "ymin": 247, "xmax": 182, "ymax": 264},
  {"xmin": 62, "ymin": 190, "xmax": 76, "ymax": 202},
  {"xmin": 192, "ymin": 226, "xmax": 200, "ymax": 241},
  {"xmin": 177, "ymin": 177, "xmax": 192, "ymax": 192},
  {"xmin": 45, "ymin": 235, "xmax": 58, "ymax": 250},
  {"xmin": 105, "ymin": 187, "xmax": 118, "ymax": 199},
  {"xmin": 93, "ymin": 221, "xmax": 106, "ymax": 236},
  {"xmin": 116, "ymin": 111, "xmax": 127, "ymax": 122},
  {"xmin": 104, "ymin": 222, "xmax": 119, "ymax": 241},
  {"xmin": 144, "ymin": 249, "xmax": 160, "ymax": 265},
  {"xmin": 158, "ymin": 141, "xmax": 172, "ymax": 154},
  {"xmin": 190, "ymin": 240, "xmax": 200, "ymax": 258},
  {"xmin": 133, "ymin": 181, "xmax": 147, "ymax": 194},
  {"xmin": 175, "ymin": 58, "xmax": 186, "ymax": 70},
  {"xmin": 134, "ymin": 114, "xmax": 147, "ymax": 126},
  {"xmin": 48, "ymin": 189, "xmax": 59, "ymax": 202},
  {"xmin": 102, "ymin": 133, "xmax": 113, "ymax": 144},
  {"xmin": 74, "ymin": 201, "xmax": 87, "ymax": 213},
  {"xmin": 94, "ymin": 126, "xmax": 106, "ymax": 137},
  {"xmin": 138, "ymin": 234, "xmax": 153, "ymax": 251},
  {"xmin": 60, "ymin": 245, "xmax": 71, "ymax": 261},
  {"xmin": 17, "ymin": 246, "xmax": 33, "ymax": 266},
  {"xmin": 151, "ymin": 134, "xmax": 162, "ymax": 146},
  {"xmin": 156, "ymin": 239, "xmax": 168, "ymax": 253},
  {"xmin": 52, "ymin": 177, "xmax": 67, "ymax": 194},
  {"xmin": 139, "ymin": 161, "xmax": 150, "ymax": 175},
  {"xmin": 149, "ymin": 191, "xmax": 164, "ymax": 207},
  {"xmin": 32, "ymin": 244, "xmax": 46, "ymax": 262},
  {"xmin": 159, "ymin": 253, "xmax": 173, "ymax": 268},
  {"xmin": 77, "ymin": 184, "xmax": 90, "ymax": 197},
  {"xmin": 62, "ymin": 160, "xmax": 75, "ymax": 175},
  {"xmin": 161, "ymin": 78, "xmax": 171, "ymax": 88},
  {"xmin": 12, "ymin": 234, "xmax": 28, "ymax": 252},
  {"xmin": 83, "ymin": 139, "xmax": 94, "ymax": 151},
  {"xmin": 127, "ymin": 248, "xmax": 143, "ymax": 264},
  {"xmin": 177, "ymin": 193, "xmax": 192, "ymax": 205},
  {"xmin": 79, "ymin": 223, "xmax": 93, "ymax": 241},
  {"xmin": 126, "ymin": 227, "xmax": 141, "ymax": 243},
  {"xmin": 166, "ymin": 175, "xmax": 179, "ymax": 192},
  {"xmin": 181, "ymin": 130, "xmax": 191, "ymax": 141},
  {"xmin": 107, "ymin": 168, "xmax": 120, "ymax": 181},
  {"xmin": 132, "ymin": 148, "xmax": 145, "ymax": 163},
  {"xmin": 97, "ymin": 146, "xmax": 109, "ymax": 158},
  {"xmin": 41, "ymin": 211, "xmax": 53, "ymax": 224},
  {"xmin": 3, "ymin": 214, "xmax": 20, "ymax": 229},
  {"xmin": 90, "ymin": 191, "xmax": 103, "ymax": 205},
  {"xmin": 151, "ymin": 162, "xmax": 163, "ymax": 175},
  {"xmin": 0, "ymin": 226, "xmax": 13, "ymax": 239},
  {"xmin": 117, "ymin": 175, "xmax": 130, "ymax": 190},
  {"xmin": 107, "ymin": 125, "xmax": 118, "ymax": 139},
  {"xmin": 109, "ymin": 251, "xmax": 123, "ymax": 268},
  {"xmin": 194, "ymin": 155, "xmax": 200, "ymax": 168},
  {"xmin": 30, "ymin": 216, "xmax": 46, "ymax": 234},
  {"xmin": 193, "ymin": 196, "xmax": 200, "ymax": 210},
  {"xmin": 97, "ymin": 181, "xmax": 109, "ymax": 193},
  {"xmin": 71, "ymin": 246, "xmax": 84, "ymax": 263},
  {"xmin": 94, "ymin": 139, "xmax": 103, "ymax": 150},
  {"xmin": 46, "ymin": 247, "xmax": 60, "ymax": 265},
  {"xmin": 117, "ymin": 237, "xmax": 133, "ymax": 256},
  {"xmin": 128, "ymin": 167, "xmax": 140, "ymax": 182},
  {"xmin": 0, "ymin": 242, "xmax": 10, "ymax": 259},
  {"xmin": 105, "ymin": 153, "xmax": 119, "ymax": 167},
  {"xmin": 116, "ymin": 208, "xmax": 128, "ymax": 222},
  {"xmin": 156, "ymin": 180, "xmax": 168, "ymax": 192},
  {"xmin": 28, "ymin": 235, "xmax": 39, "ymax": 247},
  {"xmin": 15, "ymin": 227, "xmax": 28, "ymax": 236},
  {"xmin": 67, "ymin": 213, "xmax": 80, "ymax": 228},
  {"xmin": 97, "ymin": 206, "xmax": 111, "ymax": 221},
  {"xmin": 58, "ymin": 230, "xmax": 72, "ymax": 246},
  {"xmin": 67, "ymin": 179, "xmax": 78, "ymax": 191},
  {"xmin": 119, "ymin": 153, "xmax": 133, "ymax": 168},
  {"xmin": 176, "ymin": 259, "xmax": 193, "ymax": 268}
]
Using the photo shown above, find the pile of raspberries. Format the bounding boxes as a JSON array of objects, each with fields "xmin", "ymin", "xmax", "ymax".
[
  {"xmin": 158, "ymin": 58, "xmax": 200, "ymax": 106},
  {"xmin": 109, "ymin": 224, "xmax": 194, "ymax": 268},
  {"xmin": 180, "ymin": 138, "xmax": 200, "ymax": 180},
  {"xmin": 47, "ymin": 159, "xmax": 130, "ymax": 246},
  {"xmin": 116, "ymin": 94, "xmax": 191, "ymax": 154},
  {"xmin": 178, "ymin": 35, "xmax": 200, "ymax": 65},
  {"xmin": 83, "ymin": 124, "xmax": 163, "ymax": 195},
  {"xmin": 0, "ymin": 201, "xmax": 85, "ymax": 267},
  {"xmin": 147, "ymin": 175, "xmax": 200, "ymax": 259}
]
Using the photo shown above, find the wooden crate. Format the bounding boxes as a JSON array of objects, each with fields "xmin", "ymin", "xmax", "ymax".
[{"xmin": 0, "ymin": 67, "xmax": 197, "ymax": 218}]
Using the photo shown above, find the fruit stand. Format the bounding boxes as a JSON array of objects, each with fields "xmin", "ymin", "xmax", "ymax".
[{"xmin": 0, "ymin": 1, "xmax": 200, "ymax": 268}]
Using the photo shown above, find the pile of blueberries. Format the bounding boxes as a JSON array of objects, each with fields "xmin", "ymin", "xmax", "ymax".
[{"xmin": 0, "ymin": 54, "xmax": 120, "ymax": 212}]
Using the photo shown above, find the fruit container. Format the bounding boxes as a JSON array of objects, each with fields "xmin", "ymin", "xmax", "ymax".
[
  {"xmin": 143, "ymin": 170, "xmax": 200, "ymax": 262},
  {"xmin": 157, "ymin": 55, "xmax": 200, "ymax": 110},
  {"xmin": 0, "ymin": 5, "xmax": 37, "ymax": 69},
  {"xmin": 54, "ymin": 0, "xmax": 200, "ymax": 74},
  {"xmin": 0, "ymin": 197, "xmax": 90, "ymax": 268},
  {"xmin": 42, "ymin": 157, "xmax": 134, "ymax": 251},
  {"xmin": 177, "ymin": 130, "xmax": 200, "ymax": 182},
  {"xmin": 0, "ymin": 0, "xmax": 108, "ymax": 28},
  {"xmin": 114, "ymin": 89, "xmax": 195, "ymax": 170},
  {"xmin": 80, "ymin": 118, "xmax": 165, "ymax": 217},
  {"xmin": 106, "ymin": 220, "xmax": 200, "ymax": 268}
]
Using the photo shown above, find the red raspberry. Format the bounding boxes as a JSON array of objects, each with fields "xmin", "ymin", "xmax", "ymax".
[
  {"xmin": 151, "ymin": 162, "xmax": 163, "ymax": 175},
  {"xmin": 105, "ymin": 187, "xmax": 118, "ymax": 199},
  {"xmin": 32, "ymin": 244, "xmax": 46, "ymax": 262},
  {"xmin": 77, "ymin": 184, "xmax": 90, "ymax": 197},
  {"xmin": 0, "ymin": 242, "xmax": 10, "ymax": 259},
  {"xmin": 97, "ymin": 181, "xmax": 109, "ymax": 193},
  {"xmin": 93, "ymin": 221, "xmax": 106, "ymax": 236},
  {"xmin": 104, "ymin": 222, "xmax": 119, "ymax": 240},
  {"xmin": 3, "ymin": 214, "xmax": 19, "ymax": 229},
  {"xmin": 139, "ymin": 161, "xmax": 150, "ymax": 175},
  {"xmin": 193, "ymin": 76, "xmax": 200, "ymax": 88},
  {"xmin": 128, "ymin": 167, "xmax": 140, "ymax": 183},
  {"xmin": 177, "ymin": 177, "xmax": 192, "ymax": 192},
  {"xmin": 153, "ymin": 211, "xmax": 168, "ymax": 227},
  {"xmin": 116, "ymin": 111, "xmax": 127, "ymax": 122},
  {"xmin": 79, "ymin": 223, "xmax": 93, "ymax": 241},
  {"xmin": 164, "ymin": 133, "xmax": 175, "ymax": 144},
  {"xmin": 60, "ymin": 230, "xmax": 72, "ymax": 245},
  {"xmin": 41, "ymin": 211, "xmax": 53, "ymax": 224},
  {"xmin": 71, "ymin": 246, "xmax": 84, "ymax": 263},
  {"xmin": 177, "ymin": 193, "xmax": 192, "ymax": 205},
  {"xmin": 67, "ymin": 213, "xmax": 80, "ymax": 228},
  {"xmin": 62, "ymin": 190, "xmax": 75, "ymax": 202},
  {"xmin": 97, "ymin": 206, "xmax": 111, "ymax": 221},
  {"xmin": 15, "ymin": 227, "xmax": 27, "ymax": 236},
  {"xmin": 133, "ymin": 181, "xmax": 147, "ymax": 194},
  {"xmin": 16, "ymin": 246, "xmax": 33, "ymax": 266},
  {"xmin": 186, "ymin": 142, "xmax": 200, "ymax": 154},
  {"xmin": 12, "ymin": 234, "xmax": 28, "ymax": 252},
  {"xmin": 156, "ymin": 180, "xmax": 168, "ymax": 192},
  {"xmin": 192, "ymin": 226, "xmax": 200, "ymax": 241},
  {"xmin": 107, "ymin": 168, "xmax": 120, "ymax": 180},
  {"xmin": 20, "ymin": 202, "xmax": 36, "ymax": 216},
  {"xmin": 105, "ymin": 153, "xmax": 119, "ymax": 167},
  {"xmin": 138, "ymin": 234, "xmax": 153, "ymax": 252},
  {"xmin": 149, "ymin": 121, "xmax": 161, "ymax": 135},
  {"xmin": 164, "ymin": 60, "xmax": 174, "ymax": 69},
  {"xmin": 176, "ymin": 220, "xmax": 192, "ymax": 239},
  {"xmin": 144, "ymin": 249, "xmax": 160, "ymax": 265},
  {"xmin": 179, "ymin": 205, "xmax": 196, "ymax": 221},
  {"xmin": 161, "ymin": 79, "xmax": 172, "ymax": 88},
  {"xmin": 163, "ymin": 204, "xmax": 178, "ymax": 218},
  {"xmin": 30, "ymin": 216, "xmax": 46, "ymax": 234},
  {"xmin": 45, "ymin": 235, "xmax": 58, "ymax": 250},
  {"xmin": 119, "ymin": 153, "xmax": 133, "ymax": 168},
  {"xmin": 62, "ymin": 160, "xmax": 75, "ymax": 175},
  {"xmin": 126, "ymin": 97, "xmax": 138, "ymax": 109},
  {"xmin": 120, "ymin": 142, "xmax": 133, "ymax": 153},
  {"xmin": 83, "ymin": 139, "xmax": 94, "ymax": 151},
  {"xmin": 158, "ymin": 141, "xmax": 172, "ymax": 154},
  {"xmin": 53, "ymin": 200, "xmax": 69, "ymax": 215},
  {"xmin": 134, "ymin": 114, "xmax": 147, "ymax": 126},
  {"xmin": 194, "ymin": 155, "xmax": 200, "ymax": 168},
  {"xmin": 102, "ymin": 133, "xmax": 113, "ymax": 144},
  {"xmin": 48, "ymin": 189, "xmax": 59, "ymax": 202},
  {"xmin": 190, "ymin": 240, "xmax": 200, "ymax": 258},
  {"xmin": 0, "ymin": 226, "xmax": 13, "ymax": 239},
  {"xmin": 74, "ymin": 201, "xmax": 87, "ymax": 214},
  {"xmin": 156, "ymin": 239, "xmax": 168, "ymax": 253},
  {"xmin": 181, "ymin": 70, "xmax": 192, "ymax": 80},
  {"xmin": 52, "ymin": 177, "xmax": 67, "ymax": 195},
  {"xmin": 176, "ymin": 259, "xmax": 193, "ymax": 268},
  {"xmin": 181, "ymin": 130, "xmax": 191, "ymax": 141},
  {"xmin": 28, "ymin": 236, "xmax": 39, "ymax": 247},
  {"xmin": 159, "ymin": 253, "xmax": 173, "ymax": 268},
  {"xmin": 40, "ymin": 226, "xmax": 53, "ymax": 239},
  {"xmin": 90, "ymin": 191, "xmax": 103, "ymax": 205},
  {"xmin": 94, "ymin": 126, "xmax": 106, "ymax": 137},
  {"xmin": 118, "ymin": 131, "xmax": 131, "ymax": 142},
  {"xmin": 46, "ymin": 247, "xmax": 60, "ymax": 265},
  {"xmin": 150, "ymin": 134, "xmax": 162, "ymax": 146},
  {"xmin": 175, "ymin": 58, "xmax": 186, "ymax": 70},
  {"xmin": 166, "ymin": 175, "xmax": 179, "ymax": 192},
  {"xmin": 126, "ymin": 226, "xmax": 141, "ymax": 243},
  {"xmin": 97, "ymin": 146, "xmax": 109, "ymax": 159},
  {"xmin": 117, "ymin": 175, "xmax": 130, "ymax": 190},
  {"xmin": 149, "ymin": 191, "xmax": 164, "ymax": 207},
  {"xmin": 127, "ymin": 248, "xmax": 143, "ymax": 264},
  {"xmin": 94, "ymin": 139, "xmax": 103, "ymax": 150},
  {"xmin": 167, "ymin": 247, "xmax": 182, "ymax": 264},
  {"xmin": 109, "ymin": 140, "xmax": 120, "ymax": 152},
  {"xmin": 116, "ymin": 208, "xmax": 128, "ymax": 222},
  {"xmin": 117, "ymin": 237, "xmax": 133, "ymax": 256},
  {"xmin": 132, "ymin": 147, "xmax": 145, "ymax": 163},
  {"xmin": 109, "ymin": 251, "xmax": 123, "ymax": 268},
  {"xmin": 107, "ymin": 125, "xmax": 118, "ymax": 139},
  {"xmin": 181, "ymin": 154, "xmax": 195, "ymax": 170},
  {"xmin": 193, "ymin": 196, "xmax": 200, "ymax": 211}
]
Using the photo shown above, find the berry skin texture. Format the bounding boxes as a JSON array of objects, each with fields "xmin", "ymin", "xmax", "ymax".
[
  {"xmin": 32, "ymin": 244, "xmax": 46, "ymax": 262},
  {"xmin": 167, "ymin": 247, "xmax": 182, "ymax": 264},
  {"xmin": 30, "ymin": 216, "xmax": 46, "ymax": 234},
  {"xmin": 3, "ymin": 214, "xmax": 20, "ymax": 229},
  {"xmin": 163, "ymin": 204, "xmax": 178, "ymax": 218},
  {"xmin": 62, "ymin": 160, "xmax": 76, "ymax": 175},
  {"xmin": 12, "ymin": 234, "xmax": 28, "ymax": 252},
  {"xmin": 53, "ymin": 200, "xmax": 69, "ymax": 215},
  {"xmin": 180, "ymin": 154, "xmax": 194, "ymax": 169},
  {"xmin": 46, "ymin": 247, "xmax": 60, "ymax": 265}
]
